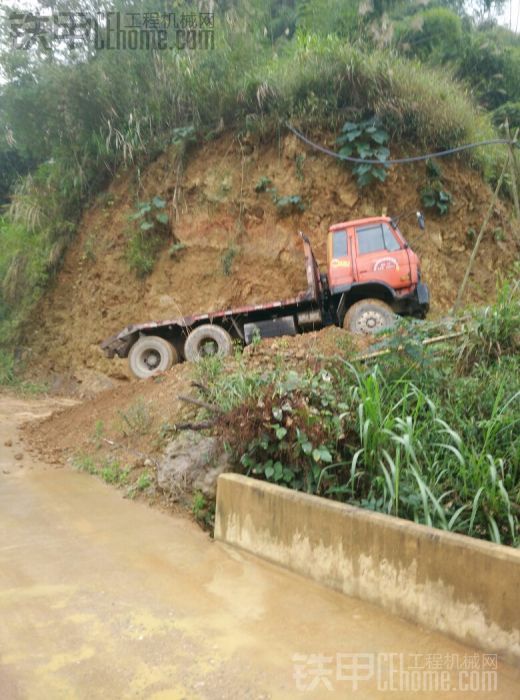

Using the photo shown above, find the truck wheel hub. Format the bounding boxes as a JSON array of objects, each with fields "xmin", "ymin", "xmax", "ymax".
[
  {"xmin": 144, "ymin": 350, "xmax": 160, "ymax": 368},
  {"xmin": 358, "ymin": 311, "xmax": 384, "ymax": 332}
]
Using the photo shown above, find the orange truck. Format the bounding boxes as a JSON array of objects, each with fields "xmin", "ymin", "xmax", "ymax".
[{"xmin": 101, "ymin": 214, "xmax": 429, "ymax": 378}]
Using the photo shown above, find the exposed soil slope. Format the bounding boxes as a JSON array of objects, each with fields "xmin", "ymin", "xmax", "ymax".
[{"xmin": 26, "ymin": 131, "xmax": 518, "ymax": 381}]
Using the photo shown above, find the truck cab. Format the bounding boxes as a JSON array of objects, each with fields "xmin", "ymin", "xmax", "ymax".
[{"xmin": 326, "ymin": 216, "xmax": 429, "ymax": 332}]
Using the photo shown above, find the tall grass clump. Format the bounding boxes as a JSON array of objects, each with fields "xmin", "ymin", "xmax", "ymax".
[{"xmin": 257, "ymin": 34, "xmax": 498, "ymax": 157}]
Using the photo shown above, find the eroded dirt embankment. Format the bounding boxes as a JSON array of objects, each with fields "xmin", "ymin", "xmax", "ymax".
[{"xmin": 23, "ymin": 130, "xmax": 518, "ymax": 387}]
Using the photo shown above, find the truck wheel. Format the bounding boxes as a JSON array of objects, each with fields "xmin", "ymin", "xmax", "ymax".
[
  {"xmin": 343, "ymin": 299, "xmax": 397, "ymax": 334},
  {"xmin": 184, "ymin": 324, "xmax": 233, "ymax": 362},
  {"xmin": 128, "ymin": 335, "xmax": 178, "ymax": 379}
]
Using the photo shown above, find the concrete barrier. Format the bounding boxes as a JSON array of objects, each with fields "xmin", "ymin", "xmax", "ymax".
[{"xmin": 215, "ymin": 473, "xmax": 520, "ymax": 667}]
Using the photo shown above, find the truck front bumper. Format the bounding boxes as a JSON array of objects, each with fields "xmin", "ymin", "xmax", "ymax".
[{"xmin": 396, "ymin": 282, "xmax": 429, "ymax": 317}]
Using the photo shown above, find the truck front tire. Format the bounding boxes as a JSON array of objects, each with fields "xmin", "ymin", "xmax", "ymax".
[
  {"xmin": 184, "ymin": 324, "xmax": 233, "ymax": 362},
  {"xmin": 343, "ymin": 299, "xmax": 397, "ymax": 334},
  {"xmin": 128, "ymin": 335, "xmax": 178, "ymax": 379}
]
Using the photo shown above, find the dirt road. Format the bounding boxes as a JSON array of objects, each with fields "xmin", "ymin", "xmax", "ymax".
[{"xmin": 1, "ymin": 396, "xmax": 519, "ymax": 699}]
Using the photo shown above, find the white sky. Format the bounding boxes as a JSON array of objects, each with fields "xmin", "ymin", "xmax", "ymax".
[{"xmin": 498, "ymin": 0, "xmax": 520, "ymax": 31}]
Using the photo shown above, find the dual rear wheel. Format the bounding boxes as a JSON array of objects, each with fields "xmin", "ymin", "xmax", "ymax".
[{"xmin": 128, "ymin": 324, "xmax": 233, "ymax": 379}]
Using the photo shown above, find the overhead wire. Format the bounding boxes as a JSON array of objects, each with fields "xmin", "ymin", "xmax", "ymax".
[{"xmin": 286, "ymin": 123, "xmax": 518, "ymax": 166}]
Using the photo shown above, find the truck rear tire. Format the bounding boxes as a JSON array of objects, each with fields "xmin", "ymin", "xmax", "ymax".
[
  {"xmin": 128, "ymin": 335, "xmax": 178, "ymax": 379},
  {"xmin": 343, "ymin": 299, "xmax": 397, "ymax": 334},
  {"xmin": 184, "ymin": 324, "xmax": 233, "ymax": 362}
]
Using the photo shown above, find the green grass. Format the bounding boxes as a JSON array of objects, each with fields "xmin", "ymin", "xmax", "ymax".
[
  {"xmin": 73, "ymin": 453, "xmax": 129, "ymax": 486},
  {"xmin": 0, "ymin": 348, "xmax": 48, "ymax": 394}
]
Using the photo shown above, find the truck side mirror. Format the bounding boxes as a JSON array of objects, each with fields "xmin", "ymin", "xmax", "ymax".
[{"xmin": 417, "ymin": 212, "xmax": 425, "ymax": 230}]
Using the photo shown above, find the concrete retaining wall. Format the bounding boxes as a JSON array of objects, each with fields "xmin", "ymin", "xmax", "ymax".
[{"xmin": 215, "ymin": 473, "xmax": 520, "ymax": 667}]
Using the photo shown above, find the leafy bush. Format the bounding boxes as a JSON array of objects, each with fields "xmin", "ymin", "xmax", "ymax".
[
  {"xmin": 254, "ymin": 178, "xmax": 305, "ymax": 216},
  {"xmin": 126, "ymin": 197, "xmax": 170, "ymax": 277},
  {"xmin": 192, "ymin": 491, "xmax": 215, "ymax": 530},
  {"xmin": 420, "ymin": 185, "xmax": 453, "ymax": 215},
  {"xmin": 274, "ymin": 194, "xmax": 305, "ymax": 216},
  {"xmin": 336, "ymin": 119, "xmax": 390, "ymax": 187},
  {"xmin": 420, "ymin": 159, "xmax": 453, "ymax": 215},
  {"xmin": 254, "ymin": 176, "xmax": 272, "ymax": 193},
  {"xmin": 221, "ymin": 244, "xmax": 239, "ymax": 276}
]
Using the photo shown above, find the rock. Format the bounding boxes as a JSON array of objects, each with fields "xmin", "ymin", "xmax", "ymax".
[
  {"xmin": 338, "ymin": 187, "xmax": 358, "ymax": 209},
  {"xmin": 14, "ymin": 453, "xmax": 23, "ymax": 461},
  {"xmin": 157, "ymin": 430, "xmax": 230, "ymax": 499}
]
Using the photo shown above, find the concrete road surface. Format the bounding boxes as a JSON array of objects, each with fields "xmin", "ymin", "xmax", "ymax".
[{"xmin": 1, "ymin": 396, "xmax": 519, "ymax": 699}]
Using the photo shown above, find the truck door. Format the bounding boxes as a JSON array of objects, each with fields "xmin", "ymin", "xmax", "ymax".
[
  {"xmin": 327, "ymin": 228, "xmax": 354, "ymax": 292},
  {"xmin": 353, "ymin": 222, "xmax": 411, "ymax": 290}
]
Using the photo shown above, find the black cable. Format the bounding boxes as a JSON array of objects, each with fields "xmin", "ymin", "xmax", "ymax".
[{"xmin": 286, "ymin": 123, "xmax": 518, "ymax": 165}]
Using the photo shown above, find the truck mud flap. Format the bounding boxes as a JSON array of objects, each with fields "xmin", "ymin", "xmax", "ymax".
[
  {"xmin": 244, "ymin": 316, "xmax": 296, "ymax": 344},
  {"xmin": 417, "ymin": 283, "xmax": 430, "ymax": 306}
]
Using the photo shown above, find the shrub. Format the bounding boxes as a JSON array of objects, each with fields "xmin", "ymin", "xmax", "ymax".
[
  {"xmin": 221, "ymin": 243, "xmax": 239, "ymax": 276},
  {"xmin": 420, "ymin": 185, "xmax": 453, "ymax": 215},
  {"xmin": 274, "ymin": 194, "xmax": 305, "ymax": 216},
  {"xmin": 126, "ymin": 197, "xmax": 171, "ymax": 277},
  {"xmin": 420, "ymin": 159, "xmax": 453, "ymax": 215},
  {"xmin": 0, "ymin": 350, "xmax": 15, "ymax": 385},
  {"xmin": 336, "ymin": 119, "xmax": 390, "ymax": 187},
  {"xmin": 118, "ymin": 398, "xmax": 153, "ymax": 436}
]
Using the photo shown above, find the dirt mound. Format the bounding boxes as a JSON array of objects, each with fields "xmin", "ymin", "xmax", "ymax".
[
  {"xmin": 24, "ymin": 362, "xmax": 194, "ymax": 461},
  {"xmin": 24, "ymin": 325, "xmax": 368, "ymax": 469},
  {"xmin": 25, "ymin": 130, "xmax": 518, "ymax": 380}
]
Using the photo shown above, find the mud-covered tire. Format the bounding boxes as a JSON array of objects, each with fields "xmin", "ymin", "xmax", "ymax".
[
  {"xmin": 128, "ymin": 335, "xmax": 178, "ymax": 379},
  {"xmin": 184, "ymin": 324, "xmax": 233, "ymax": 362},
  {"xmin": 343, "ymin": 299, "xmax": 397, "ymax": 334}
]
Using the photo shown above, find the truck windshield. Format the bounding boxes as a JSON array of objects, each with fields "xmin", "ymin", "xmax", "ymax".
[
  {"xmin": 356, "ymin": 223, "xmax": 401, "ymax": 254},
  {"xmin": 332, "ymin": 230, "xmax": 348, "ymax": 258}
]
